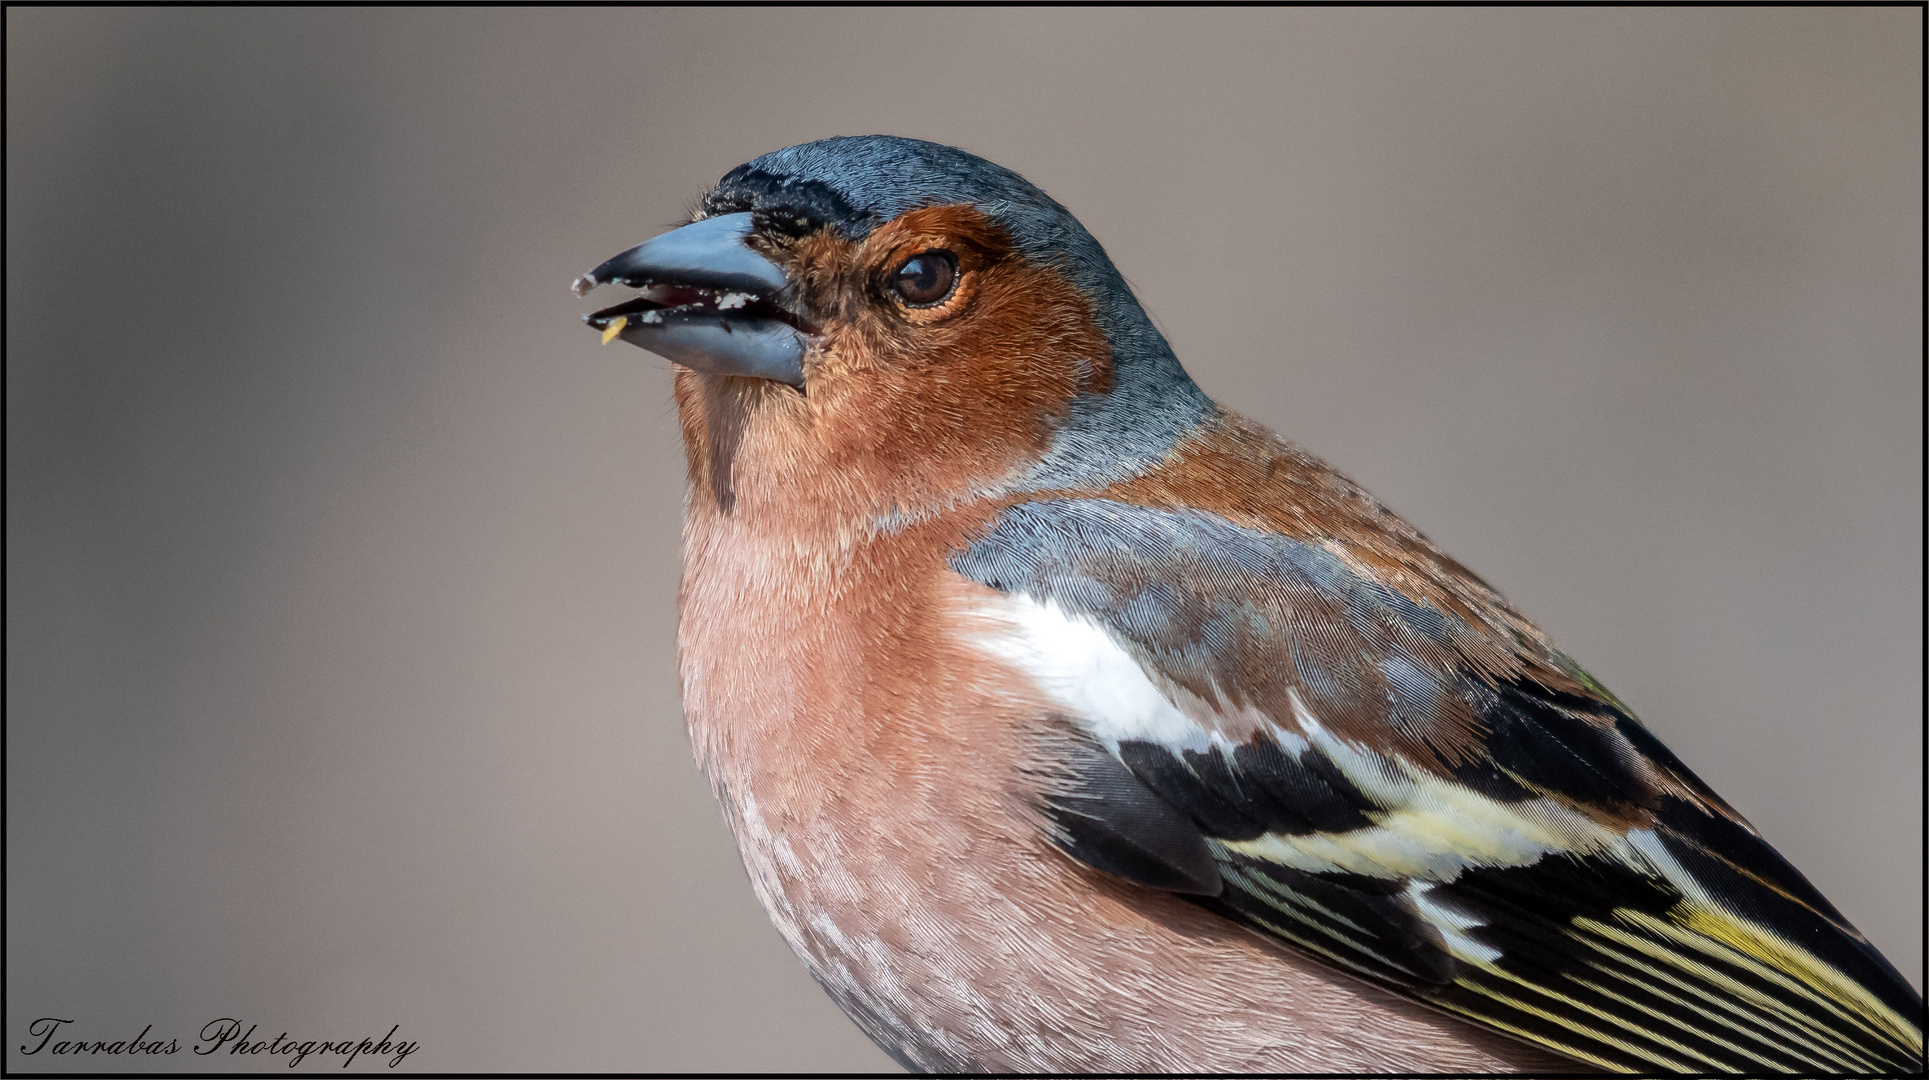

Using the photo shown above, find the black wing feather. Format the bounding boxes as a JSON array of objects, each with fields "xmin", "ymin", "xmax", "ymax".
[{"xmin": 961, "ymin": 498, "xmax": 1925, "ymax": 1073}]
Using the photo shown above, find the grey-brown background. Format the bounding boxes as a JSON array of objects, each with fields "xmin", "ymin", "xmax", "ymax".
[{"xmin": 7, "ymin": 8, "xmax": 1920, "ymax": 1073}]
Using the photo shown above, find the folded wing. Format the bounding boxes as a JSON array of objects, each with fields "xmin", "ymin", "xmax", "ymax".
[{"xmin": 955, "ymin": 499, "xmax": 1923, "ymax": 1073}]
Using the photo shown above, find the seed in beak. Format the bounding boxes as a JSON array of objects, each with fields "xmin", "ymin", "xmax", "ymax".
[{"xmin": 601, "ymin": 315, "xmax": 628, "ymax": 345}]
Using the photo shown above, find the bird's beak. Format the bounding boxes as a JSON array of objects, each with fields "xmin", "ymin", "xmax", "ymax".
[{"xmin": 572, "ymin": 212, "xmax": 808, "ymax": 387}]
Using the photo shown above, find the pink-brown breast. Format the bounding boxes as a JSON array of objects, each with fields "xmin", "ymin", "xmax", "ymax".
[
  {"xmin": 677, "ymin": 492, "xmax": 1564, "ymax": 1072},
  {"xmin": 668, "ymin": 206, "xmax": 1562, "ymax": 1071}
]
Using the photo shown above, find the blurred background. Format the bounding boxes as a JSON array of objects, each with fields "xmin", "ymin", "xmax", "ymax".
[{"xmin": 7, "ymin": 8, "xmax": 1920, "ymax": 1072}]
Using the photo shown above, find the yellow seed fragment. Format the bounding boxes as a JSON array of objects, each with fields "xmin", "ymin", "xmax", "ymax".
[{"xmin": 601, "ymin": 315, "xmax": 628, "ymax": 344}]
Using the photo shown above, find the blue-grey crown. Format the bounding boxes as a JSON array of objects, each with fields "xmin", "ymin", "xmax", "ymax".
[{"xmin": 710, "ymin": 135, "xmax": 1213, "ymax": 490}]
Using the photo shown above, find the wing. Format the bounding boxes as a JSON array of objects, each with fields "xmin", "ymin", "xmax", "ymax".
[{"xmin": 955, "ymin": 498, "xmax": 1924, "ymax": 1074}]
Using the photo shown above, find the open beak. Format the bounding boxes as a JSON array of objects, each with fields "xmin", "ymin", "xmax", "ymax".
[{"xmin": 573, "ymin": 212, "xmax": 808, "ymax": 387}]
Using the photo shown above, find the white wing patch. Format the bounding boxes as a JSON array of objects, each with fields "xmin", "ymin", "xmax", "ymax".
[
  {"xmin": 964, "ymin": 592, "xmax": 1217, "ymax": 753},
  {"xmin": 956, "ymin": 580, "xmax": 1924, "ymax": 1073},
  {"xmin": 967, "ymin": 591, "xmax": 1630, "ymax": 878}
]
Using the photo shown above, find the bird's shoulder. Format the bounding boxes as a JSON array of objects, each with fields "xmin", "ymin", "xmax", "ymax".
[
  {"xmin": 957, "ymin": 409, "xmax": 1616, "ymax": 772},
  {"xmin": 943, "ymin": 409, "xmax": 1924, "ymax": 1073}
]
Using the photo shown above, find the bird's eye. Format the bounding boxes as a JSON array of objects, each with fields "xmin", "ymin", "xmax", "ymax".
[{"xmin": 890, "ymin": 250, "xmax": 958, "ymax": 308}]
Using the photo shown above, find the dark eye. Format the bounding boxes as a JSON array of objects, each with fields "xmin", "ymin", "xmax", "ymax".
[{"xmin": 890, "ymin": 250, "xmax": 958, "ymax": 307}]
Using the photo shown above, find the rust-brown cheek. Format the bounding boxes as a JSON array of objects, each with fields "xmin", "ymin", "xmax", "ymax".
[{"xmin": 675, "ymin": 204, "xmax": 1113, "ymax": 530}]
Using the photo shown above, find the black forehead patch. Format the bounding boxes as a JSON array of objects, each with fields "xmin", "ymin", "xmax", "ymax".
[
  {"xmin": 706, "ymin": 136, "xmax": 1092, "ymax": 266},
  {"xmin": 698, "ymin": 136, "xmax": 1217, "ymax": 493},
  {"xmin": 701, "ymin": 167, "xmax": 874, "ymax": 240}
]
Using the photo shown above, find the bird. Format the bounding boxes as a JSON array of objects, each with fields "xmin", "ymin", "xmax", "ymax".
[{"xmin": 573, "ymin": 135, "xmax": 1924, "ymax": 1073}]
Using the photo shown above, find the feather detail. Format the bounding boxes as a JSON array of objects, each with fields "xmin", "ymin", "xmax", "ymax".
[{"xmin": 957, "ymin": 500, "xmax": 1924, "ymax": 1074}]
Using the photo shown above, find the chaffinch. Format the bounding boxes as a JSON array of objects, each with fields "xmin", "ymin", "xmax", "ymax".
[{"xmin": 573, "ymin": 136, "xmax": 1923, "ymax": 1074}]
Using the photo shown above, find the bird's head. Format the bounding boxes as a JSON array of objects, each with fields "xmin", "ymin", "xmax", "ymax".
[{"xmin": 576, "ymin": 136, "xmax": 1212, "ymax": 522}]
